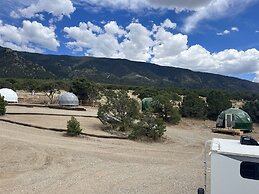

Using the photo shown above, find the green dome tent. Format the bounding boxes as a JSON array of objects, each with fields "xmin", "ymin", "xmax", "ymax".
[
  {"xmin": 216, "ymin": 108, "xmax": 253, "ymax": 131},
  {"xmin": 142, "ymin": 97, "xmax": 153, "ymax": 111}
]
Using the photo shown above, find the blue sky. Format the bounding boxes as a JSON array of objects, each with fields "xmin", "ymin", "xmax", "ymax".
[{"xmin": 0, "ymin": 0, "xmax": 259, "ymax": 82}]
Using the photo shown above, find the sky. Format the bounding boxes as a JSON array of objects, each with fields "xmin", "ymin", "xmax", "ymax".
[{"xmin": 0, "ymin": 0, "xmax": 259, "ymax": 82}]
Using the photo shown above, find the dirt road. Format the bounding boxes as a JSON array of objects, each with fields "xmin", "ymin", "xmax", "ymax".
[{"xmin": 1, "ymin": 106, "xmax": 258, "ymax": 194}]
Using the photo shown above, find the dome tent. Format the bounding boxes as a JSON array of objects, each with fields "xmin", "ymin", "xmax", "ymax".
[
  {"xmin": 0, "ymin": 88, "xmax": 18, "ymax": 103},
  {"xmin": 58, "ymin": 92, "xmax": 79, "ymax": 106},
  {"xmin": 216, "ymin": 108, "xmax": 253, "ymax": 131}
]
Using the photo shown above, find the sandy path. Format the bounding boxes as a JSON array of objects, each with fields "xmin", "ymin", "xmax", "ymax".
[
  {"xmin": 6, "ymin": 106, "xmax": 97, "ymax": 117},
  {"xmin": 5, "ymin": 105, "xmax": 111, "ymax": 136},
  {"xmin": 1, "ymin": 106, "xmax": 259, "ymax": 194},
  {"xmin": 0, "ymin": 122, "xmax": 204, "ymax": 194},
  {"xmin": 2, "ymin": 114, "xmax": 109, "ymax": 136}
]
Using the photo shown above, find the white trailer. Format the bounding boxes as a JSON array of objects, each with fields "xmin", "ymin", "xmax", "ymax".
[{"xmin": 198, "ymin": 137, "xmax": 259, "ymax": 194}]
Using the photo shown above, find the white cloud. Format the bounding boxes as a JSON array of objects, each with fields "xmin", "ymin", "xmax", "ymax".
[
  {"xmin": 64, "ymin": 19, "xmax": 186, "ymax": 62},
  {"xmin": 77, "ymin": 1, "xmax": 239, "ymax": 34},
  {"xmin": 159, "ymin": 45, "xmax": 259, "ymax": 81},
  {"xmin": 254, "ymin": 72, "xmax": 259, "ymax": 82},
  {"xmin": 161, "ymin": 19, "xmax": 177, "ymax": 29},
  {"xmin": 231, "ymin": 27, "xmax": 239, "ymax": 32},
  {"xmin": 0, "ymin": 40, "xmax": 43, "ymax": 53},
  {"xmin": 182, "ymin": 0, "xmax": 256, "ymax": 33},
  {"xmin": 152, "ymin": 27, "xmax": 188, "ymax": 64},
  {"xmin": 162, "ymin": 45, "xmax": 215, "ymax": 72},
  {"xmin": 104, "ymin": 21, "xmax": 126, "ymax": 37},
  {"xmin": 74, "ymin": 0, "xmax": 212, "ymax": 11},
  {"xmin": 0, "ymin": 0, "xmax": 34, "ymax": 18},
  {"xmin": 1, "ymin": 0, "xmax": 254, "ymax": 36},
  {"xmin": 147, "ymin": 0, "xmax": 212, "ymax": 11},
  {"xmin": 64, "ymin": 19, "xmax": 259, "ymax": 82},
  {"xmin": 64, "ymin": 21, "xmax": 123, "ymax": 58},
  {"xmin": 11, "ymin": 0, "xmax": 75, "ymax": 21},
  {"xmin": 217, "ymin": 30, "xmax": 230, "ymax": 36},
  {"xmin": 0, "ymin": 20, "xmax": 59, "ymax": 52},
  {"xmin": 216, "ymin": 26, "xmax": 240, "ymax": 36},
  {"xmin": 120, "ymin": 22, "xmax": 154, "ymax": 61}
]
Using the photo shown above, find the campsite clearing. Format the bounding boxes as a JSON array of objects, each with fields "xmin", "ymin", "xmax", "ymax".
[{"xmin": 1, "ymin": 105, "xmax": 259, "ymax": 194}]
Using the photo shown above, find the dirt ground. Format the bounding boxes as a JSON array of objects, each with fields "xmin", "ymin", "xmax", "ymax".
[{"xmin": 1, "ymin": 106, "xmax": 259, "ymax": 194}]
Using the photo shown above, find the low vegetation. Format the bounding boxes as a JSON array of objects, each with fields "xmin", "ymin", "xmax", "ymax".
[
  {"xmin": 98, "ymin": 90, "xmax": 140, "ymax": 132},
  {"xmin": 98, "ymin": 90, "xmax": 169, "ymax": 141},
  {"xmin": 129, "ymin": 111, "xmax": 166, "ymax": 141},
  {"xmin": 66, "ymin": 116, "xmax": 82, "ymax": 136},
  {"xmin": 0, "ymin": 77, "xmax": 258, "ymax": 125},
  {"xmin": 0, "ymin": 96, "xmax": 6, "ymax": 116},
  {"xmin": 181, "ymin": 93, "xmax": 207, "ymax": 119},
  {"xmin": 97, "ymin": 86, "xmax": 259, "ymax": 140},
  {"xmin": 152, "ymin": 94, "xmax": 181, "ymax": 124},
  {"xmin": 206, "ymin": 91, "xmax": 232, "ymax": 120},
  {"xmin": 70, "ymin": 78, "xmax": 100, "ymax": 104},
  {"xmin": 242, "ymin": 101, "xmax": 259, "ymax": 123}
]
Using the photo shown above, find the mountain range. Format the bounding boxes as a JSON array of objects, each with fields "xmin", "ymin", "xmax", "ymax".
[{"xmin": 0, "ymin": 46, "xmax": 258, "ymax": 92}]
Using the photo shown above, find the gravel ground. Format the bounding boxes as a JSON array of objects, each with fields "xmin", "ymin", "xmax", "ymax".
[
  {"xmin": 1, "ymin": 106, "xmax": 259, "ymax": 194},
  {"xmin": 3, "ymin": 114, "xmax": 108, "ymax": 136},
  {"xmin": 6, "ymin": 106, "xmax": 98, "ymax": 117}
]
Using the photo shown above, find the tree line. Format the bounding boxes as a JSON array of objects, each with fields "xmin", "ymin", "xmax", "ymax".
[
  {"xmin": 0, "ymin": 78, "xmax": 258, "ymax": 123},
  {"xmin": 1, "ymin": 78, "xmax": 259, "ymax": 101}
]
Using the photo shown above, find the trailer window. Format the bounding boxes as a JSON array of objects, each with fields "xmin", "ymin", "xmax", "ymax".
[{"xmin": 240, "ymin": 161, "xmax": 259, "ymax": 180}]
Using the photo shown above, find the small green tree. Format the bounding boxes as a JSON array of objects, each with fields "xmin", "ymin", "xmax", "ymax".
[
  {"xmin": 98, "ymin": 90, "xmax": 140, "ymax": 131},
  {"xmin": 67, "ymin": 116, "xmax": 82, "ymax": 136},
  {"xmin": 133, "ymin": 88, "xmax": 160, "ymax": 100},
  {"xmin": 242, "ymin": 101, "xmax": 259, "ymax": 123},
  {"xmin": 0, "ymin": 96, "xmax": 7, "ymax": 116},
  {"xmin": 181, "ymin": 93, "xmax": 207, "ymax": 119},
  {"xmin": 152, "ymin": 94, "xmax": 181, "ymax": 124},
  {"xmin": 70, "ymin": 79, "xmax": 100, "ymax": 104},
  {"xmin": 98, "ymin": 90, "xmax": 168, "ymax": 141},
  {"xmin": 207, "ymin": 91, "xmax": 232, "ymax": 120},
  {"xmin": 129, "ymin": 111, "xmax": 166, "ymax": 141}
]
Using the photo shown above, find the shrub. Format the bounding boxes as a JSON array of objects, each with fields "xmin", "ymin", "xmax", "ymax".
[
  {"xmin": 166, "ymin": 106, "xmax": 181, "ymax": 124},
  {"xmin": 129, "ymin": 111, "xmax": 166, "ymax": 141},
  {"xmin": 242, "ymin": 101, "xmax": 259, "ymax": 123},
  {"xmin": 70, "ymin": 78, "xmax": 100, "ymax": 103},
  {"xmin": 67, "ymin": 116, "xmax": 82, "ymax": 136},
  {"xmin": 207, "ymin": 91, "xmax": 232, "ymax": 120},
  {"xmin": 181, "ymin": 93, "xmax": 207, "ymax": 119},
  {"xmin": 98, "ymin": 90, "xmax": 140, "ymax": 131},
  {"xmin": 98, "ymin": 90, "xmax": 167, "ymax": 141},
  {"xmin": 133, "ymin": 88, "xmax": 160, "ymax": 100},
  {"xmin": 152, "ymin": 94, "xmax": 181, "ymax": 124},
  {"xmin": 0, "ymin": 96, "xmax": 7, "ymax": 116}
]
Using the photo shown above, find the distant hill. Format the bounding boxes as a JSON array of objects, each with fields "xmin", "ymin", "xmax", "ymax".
[{"xmin": 0, "ymin": 46, "xmax": 258, "ymax": 92}]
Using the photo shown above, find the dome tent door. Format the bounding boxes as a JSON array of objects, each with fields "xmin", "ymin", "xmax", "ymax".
[{"xmin": 225, "ymin": 113, "xmax": 233, "ymax": 128}]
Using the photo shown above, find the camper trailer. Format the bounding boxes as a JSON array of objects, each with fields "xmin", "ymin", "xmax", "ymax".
[{"xmin": 198, "ymin": 137, "xmax": 259, "ymax": 194}]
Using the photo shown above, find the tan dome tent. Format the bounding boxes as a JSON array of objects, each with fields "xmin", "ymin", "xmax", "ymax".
[
  {"xmin": 58, "ymin": 92, "xmax": 79, "ymax": 106},
  {"xmin": 0, "ymin": 88, "xmax": 18, "ymax": 103},
  {"xmin": 216, "ymin": 108, "xmax": 253, "ymax": 132}
]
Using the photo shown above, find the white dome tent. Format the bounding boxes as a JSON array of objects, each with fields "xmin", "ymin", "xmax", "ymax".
[
  {"xmin": 58, "ymin": 92, "xmax": 79, "ymax": 106},
  {"xmin": 0, "ymin": 88, "xmax": 18, "ymax": 103}
]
